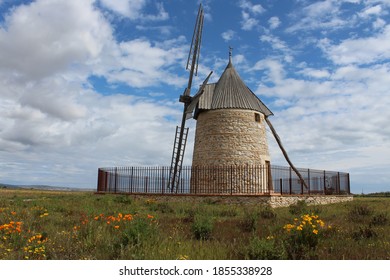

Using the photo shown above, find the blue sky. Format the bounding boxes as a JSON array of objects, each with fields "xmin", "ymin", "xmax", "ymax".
[{"xmin": 0, "ymin": 0, "xmax": 389, "ymax": 193}]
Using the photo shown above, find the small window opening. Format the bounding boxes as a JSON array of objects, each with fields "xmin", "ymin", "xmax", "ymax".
[{"xmin": 254, "ymin": 113, "xmax": 261, "ymax": 123}]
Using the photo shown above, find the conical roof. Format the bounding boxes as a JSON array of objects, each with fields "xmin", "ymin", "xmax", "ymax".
[{"xmin": 194, "ymin": 58, "xmax": 273, "ymax": 119}]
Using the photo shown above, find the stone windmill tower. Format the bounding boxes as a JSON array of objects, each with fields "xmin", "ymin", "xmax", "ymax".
[
  {"xmin": 167, "ymin": 4, "xmax": 307, "ymax": 194},
  {"xmin": 187, "ymin": 50, "xmax": 274, "ymax": 194}
]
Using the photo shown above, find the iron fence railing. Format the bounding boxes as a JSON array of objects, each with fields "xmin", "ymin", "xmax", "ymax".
[{"xmin": 97, "ymin": 165, "xmax": 350, "ymax": 196}]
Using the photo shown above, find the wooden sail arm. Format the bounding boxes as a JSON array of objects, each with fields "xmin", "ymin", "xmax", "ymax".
[{"xmin": 265, "ymin": 117, "xmax": 308, "ymax": 189}]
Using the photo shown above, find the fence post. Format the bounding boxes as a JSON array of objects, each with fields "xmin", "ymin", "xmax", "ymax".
[
  {"xmin": 337, "ymin": 172, "xmax": 341, "ymax": 195},
  {"xmin": 347, "ymin": 173, "xmax": 351, "ymax": 194},
  {"xmin": 289, "ymin": 167, "xmax": 292, "ymax": 195},
  {"xmin": 308, "ymin": 168, "xmax": 310, "ymax": 195},
  {"xmin": 161, "ymin": 167, "xmax": 165, "ymax": 195},
  {"xmin": 97, "ymin": 169, "xmax": 102, "ymax": 192},
  {"xmin": 323, "ymin": 170, "xmax": 326, "ymax": 195},
  {"xmin": 300, "ymin": 177, "xmax": 303, "ymax": 195},
  {"xmin": 280, "ymin": 178, "xmax": 283, "ymax": 195},
  {"xmin": 129, "ymin": 167, "xmax": 133, "ymax": 194},
  {"xmin": 114, "ymin": 167, "xmax": 118, "ymax": 193}
]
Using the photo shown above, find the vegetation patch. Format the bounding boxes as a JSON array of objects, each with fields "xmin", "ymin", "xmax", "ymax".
[{"xmin": 1, "ymin": 190, "xmax": 389, "ymax": 259}]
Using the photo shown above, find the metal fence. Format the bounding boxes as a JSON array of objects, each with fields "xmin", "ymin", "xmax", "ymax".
[{"xmin": 97, "ymin": 165, "xmax": 350, "ymax": 196}]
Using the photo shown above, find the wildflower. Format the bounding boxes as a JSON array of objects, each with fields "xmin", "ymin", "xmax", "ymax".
[
  {"xmin": 114, "ymin": 225, "xmax": 120, "ymax": 229},
  {"xmin": 123, "ymin": 214, "xmax": 133, "ymax": 221},
  {"xmin": 177, "ymin": 254, "xmax": 189, "ymax": 260},
  {"xmin": 147, "ymin": 214, "xmax": 154, "ymax": 219},
  {"xmin": 313, "ymin": 229, "xmax": 319, "ymax": 235},
  {"xmin": 296, "ymin": 225, "xmax": 303, "ymax": 231},
  {"xmin": 11, "ymin": 211, "xmax": 16, "ymax": 215}
]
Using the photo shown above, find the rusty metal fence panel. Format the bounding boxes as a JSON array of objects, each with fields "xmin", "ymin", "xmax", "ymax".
[{"xmin": 97, "ymin": 165, "xmax": 350, "ymax": 195}]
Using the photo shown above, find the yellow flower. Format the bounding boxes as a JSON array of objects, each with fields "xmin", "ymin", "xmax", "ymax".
[
  {"xmin": 313, "ymin": 229, "xmax": 319, "ymax": 235},
  {"xmin": 296, "ymin": 226, "xmax": 303, "ymax": 231},
  {"xmin": 177, "ymin": 254, "xmax": 189, "ymax": 260}
]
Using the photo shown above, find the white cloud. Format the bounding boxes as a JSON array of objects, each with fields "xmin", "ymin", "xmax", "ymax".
[
  {"xmin": 99, "ymin": 37, "xmax": 187, "ymax": 88},
  {"xmin": 0, "ymin": 0, "xmax": 187, "ymax": 188},
  {"xmin": 241, "ymin": 11, "xmax": 259, "ymax": 31},
  {"xmin": 99, "ymin": 0, "xmax": 168, "ymax": 21},
  {"xmin": 358, "ymin": 4, "xmax": 383, "ymax": 18},
  {"xmin": 268, "ymin": 16, "xmax": 281, "ymax": 29},
  {"xmin": 221, "ymin": 29, "xmax": 236, "ymax": 42},
  {"xmin": 239, "ymin": 0, "xmax": 265, "ymax": 14},
  {"xmin": 321, "ymin": 25, "xmax": 390, "ymax": 65},
  {"xmin": 373, "ymin": 18, "xmax": 386, "ymax": 29},
  {"xmin": 0, "ymin": 0, "xmax": 112, "ymax": 81},
  {"xmin": 286, "ymin": 0, "xmax": 354, "ymax": 33},
  {"xmin": 238, "ymin": 0, "xmax": 265, "ymax": 30},
  {"xmin": 253, "ymin": 58, "xmax": 390, "ymax": 186},
  {"xmin": 260, "ymin": 34, "xmax": 289, "ymax": 52},
  {"xmin": 298, "ymin": 68, "xmax": 331, "ymax": 79}
]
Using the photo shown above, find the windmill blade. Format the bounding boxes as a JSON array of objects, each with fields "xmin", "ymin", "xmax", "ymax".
[
  {"xmin": 184, "ymin": 3, "xmax": 204, "ymax": 96},
  {"xmin": 265, "ymin": 117, "xmax": 309, "ymax": 189},
  {"xmin": 186, "ymin": 4, "xmax": 204, "ymax": 75},
  {"xmin": 185, "ymin": 71, "xmax": 213, "ymax": 118},
  {"xmin": 167, "ymin": 4, "xmax": 205, "ymax": 192}
]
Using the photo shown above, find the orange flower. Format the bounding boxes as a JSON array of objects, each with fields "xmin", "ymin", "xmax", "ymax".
[
  {"xmin": 123, "ymin": 214, "xmax": 133, "ymax": 221},
  {"xmin": 114, "ymin": 225, "xmax": 120, "ymax": 229},
  {"xmin": 147, "ymin": 214, "xmax": 154, "ymax": 219}
]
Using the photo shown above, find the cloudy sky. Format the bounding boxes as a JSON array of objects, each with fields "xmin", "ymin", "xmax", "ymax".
[{"xmin": 0, "ymin": 0, "xmax": 389, "ymax": 193}]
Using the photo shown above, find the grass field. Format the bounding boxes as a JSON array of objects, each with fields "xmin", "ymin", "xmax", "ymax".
[{"xmin": 0, "ymin": 189, "xmax": 389, "ymax": 260}]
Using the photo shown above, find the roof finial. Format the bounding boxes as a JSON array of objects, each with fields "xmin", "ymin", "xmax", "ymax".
[{"xmin": 229, "ymin": 46, "xmax": 233, "ymax": 63}]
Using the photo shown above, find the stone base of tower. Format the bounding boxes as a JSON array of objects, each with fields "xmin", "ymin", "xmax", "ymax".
[
  {"xmin": 190, "ymin": 165, "xmax": 273, "ymax": 195},
  {"xmin": 191, "ymin": 109, "xmax": 272, "ymax": 194}
]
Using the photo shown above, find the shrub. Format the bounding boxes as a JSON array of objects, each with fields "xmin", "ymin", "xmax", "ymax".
[
  {"xmin": 260, "ymin": 206, "xmax": 277, "ymax": 219},
  {"xmin": 352, "ymin": 226, "xmax": 377, "ymax": 241},
  {"xmin": 120, "ymin": 216, "xmax": 157, "ymax": 247},
  {"xmin": 219, "ymin": 207, "xmax": 238, "ymax": 218},
  {"xmin": 348, "ymin": 204, "xmax": 373, "ymax": 222},
  {"xmin": 156, "ymin": 202, "xmax": 174, "ymax": 214},
  {"xmin": 246, "ymin": 236, "xmax": 283, "ymax": 260},
  {"xmin": 370, "ymin": 213, "xmax": 388, "ymax": 226},
  {"xmin": 240, "ymin": 209, "xmax": 259, "ymax": 232},
  {"xmin": 113, "ymin": 195, "xmax": 132, "ymax": 204},
  {"xmin": 288, "ymin": 200, "xmax": 308, "ymax": 215},
  {"xmin": 192, "ymin": 214, "xmax": 214, "ymax": 240},
  {"xmin": 282, "ymin": 214, "xmax": 327, "ymax": 259}
]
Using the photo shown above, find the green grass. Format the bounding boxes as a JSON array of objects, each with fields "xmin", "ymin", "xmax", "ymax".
[{"xmin": 0, "ymin": 189, "xmax": 389, "ymax": 260}]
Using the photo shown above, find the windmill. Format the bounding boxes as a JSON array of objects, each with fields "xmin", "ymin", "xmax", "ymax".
[{"xmin": 167, "ymin": 4, "xmax": 213, "ymax": 192}]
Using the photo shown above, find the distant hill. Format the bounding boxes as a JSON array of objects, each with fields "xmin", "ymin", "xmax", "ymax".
[{"xmin": 0, "ymin": 183, "xmax": 93, "ymax": 192}]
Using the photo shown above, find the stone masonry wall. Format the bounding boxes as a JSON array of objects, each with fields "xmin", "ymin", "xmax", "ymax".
[
  {"xmin": 192, "ymin": 109, "xmax": 270, "ymax": 166},
  {"xmin": 117, "ymin": 194, "xmax": 353, "ymax": 208},
  {"xmin": 191, "ymin": 109, "xmax": 271, "ymax": 194}
]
